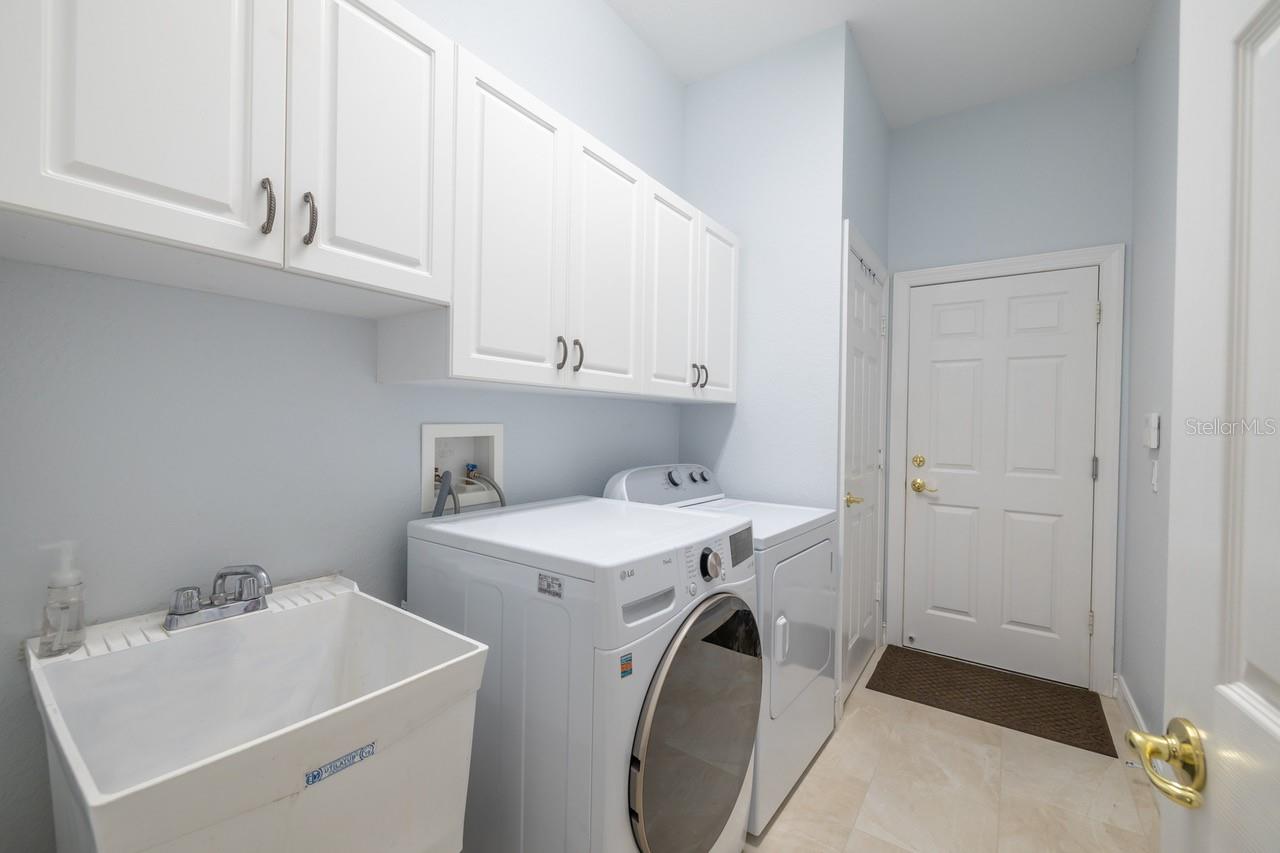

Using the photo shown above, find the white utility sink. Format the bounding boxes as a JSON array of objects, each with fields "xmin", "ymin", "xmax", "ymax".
[{"xmin": 27, "ymin": 575, "xmax": 487, "ymax": 853}]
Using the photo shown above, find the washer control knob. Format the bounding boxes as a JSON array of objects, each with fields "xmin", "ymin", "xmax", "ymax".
[
  {"xmin": 699, "ymin": 471, "xmax": 709, "ymax": 482},
  {"xmin": 699, "ymin": 547, "xmax": 722, "ymax": 582},
  {"xmin": 666, "ymin": 469, "xmax": 680, "ymax": 487}
]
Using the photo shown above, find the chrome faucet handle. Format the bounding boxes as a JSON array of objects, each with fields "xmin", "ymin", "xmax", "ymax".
[
  {"xmin": 234, "ymin": 575, "xmax": 261, "ymax": 602},
  {"xmin": 212, "ymin": 565, "xmax": 273, "ymax": 598},
  {"xmin": 169, "ymin": 586, "xmax": 202, "ymax": 616}
]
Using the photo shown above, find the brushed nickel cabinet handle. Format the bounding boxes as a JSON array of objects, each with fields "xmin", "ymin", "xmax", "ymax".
[
  {"xmin": 259, "ymin": 178, "xmax": 276, "ymax": 235},
  {"xmin": 699, "ymin": 364, "xmax": 709, "ymax": 388},
  {"xmin": 691, "ymin": 363, "xmax": 700, "ymax": 387},
  {"xmin": 556, "ymin": 336, "xmax": 569, "ymax": 369},
  {"xmin": 302, "ymin": 191, "xmax": 318, "ymax": 245},
  {"xmin": 573, "ymin": 339, "xmax": 584, "ymax": 372}
]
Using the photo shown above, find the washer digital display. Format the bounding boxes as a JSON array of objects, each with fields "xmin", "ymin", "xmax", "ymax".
[{"xmin": 729, "ymin": 526, "xmax": 754, "ymax": 566}]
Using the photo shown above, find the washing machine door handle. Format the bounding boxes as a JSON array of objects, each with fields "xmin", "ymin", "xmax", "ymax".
[{"xmin": 774, "ymin": 614, "xmax": 790, "ymax": 661}]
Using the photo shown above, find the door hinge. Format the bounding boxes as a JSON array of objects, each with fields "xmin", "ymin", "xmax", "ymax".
[
  {"xmin": 1096, "ymin": 302, "xmax": 1102, "ymax": 324},
  {"xmin": 1088, "ymin": 610, "xmax": 1095, "ymax": 636},
  {"xmin": 1091, "ymin": 456, "xmax": 1099, "ymax": 480},
  {"xmin": 879, "ymin": 316, "xmax": 888, "ymax": 336}
]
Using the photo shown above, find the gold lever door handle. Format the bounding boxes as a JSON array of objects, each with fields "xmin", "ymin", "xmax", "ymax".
[
  {"xmin": 844, "ymin": 492, "xmax": 863, "ymax": 507},
  {"xmin": 910, "ymin": 478, "xmax": 938, "ymax": 494},
  {"xmin": 1126, "ymin": 718, "xmax": 1206, "ymax": 809}
]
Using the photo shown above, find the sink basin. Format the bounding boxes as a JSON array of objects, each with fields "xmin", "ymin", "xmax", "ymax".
[{"xmin": 27, "ymin": 575, "xmax": 487, "ymax": 853}]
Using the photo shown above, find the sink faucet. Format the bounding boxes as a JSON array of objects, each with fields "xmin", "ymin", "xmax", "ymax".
[{"xmin": 163, "ymin": 564, "xmax": 273, "ymax": 631}]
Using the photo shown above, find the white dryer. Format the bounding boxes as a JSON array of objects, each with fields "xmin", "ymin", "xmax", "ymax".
[
  {"xmin": 604, "ymin": 466, "xmax": 837, "ymax": 835},
  {"xmin": 407, "ymin": 497, "xmax": 762, "ymax": 853}
]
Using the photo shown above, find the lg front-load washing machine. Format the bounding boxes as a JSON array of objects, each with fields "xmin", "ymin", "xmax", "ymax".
[
  {"xmin": 407, "ymin": 497, "xmax": 762, "ymax": 853},
  {"xmin": 604, "ymin": 466, "xmax": 838, "ymax": 835}
]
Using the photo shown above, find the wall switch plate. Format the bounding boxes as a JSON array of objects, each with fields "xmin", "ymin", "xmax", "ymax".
[{"xmin": 1143, "ymin": 413, "xmax": 1161, "ymax": 450}]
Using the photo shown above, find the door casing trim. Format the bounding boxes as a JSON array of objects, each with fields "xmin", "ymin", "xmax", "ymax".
[{"xmin": 885, "ymin": 244, "xmax": 1125, "ymax": 694}]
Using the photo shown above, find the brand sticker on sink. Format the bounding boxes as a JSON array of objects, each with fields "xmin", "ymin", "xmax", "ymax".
[{"xmin": 305, "ymin": 742, "xmax": 376, "ymax": 787}]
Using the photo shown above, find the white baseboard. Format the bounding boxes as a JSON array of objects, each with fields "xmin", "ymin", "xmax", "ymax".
[{"xmin": 1114, "ymin": 674, "xmax": 1148, "ymax": 733}]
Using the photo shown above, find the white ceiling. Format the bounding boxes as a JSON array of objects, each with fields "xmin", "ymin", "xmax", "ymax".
[{"xmin": 604, "ymin": 0, "xmax": 1155, "ymax": 128}]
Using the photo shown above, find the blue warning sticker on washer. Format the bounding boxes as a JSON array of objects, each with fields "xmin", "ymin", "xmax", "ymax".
[
  {"xmin": 620, "ymin": 653, "xmax": 633, "ymax": 678},
  {"xmin": 305, "ymin": 742, "xmax": 375, "ymax": 787}
]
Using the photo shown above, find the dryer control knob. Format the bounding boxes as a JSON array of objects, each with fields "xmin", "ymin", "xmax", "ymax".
[
  {"xmin": 700, "ymin": 547, "xmax": 722, "ymax": 582},
  {"xmin": 666, "ymin": 470, "xmax": 680, "ymax": 487}
]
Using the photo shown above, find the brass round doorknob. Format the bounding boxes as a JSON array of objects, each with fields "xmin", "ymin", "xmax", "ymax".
[
  {"xmin": 844, "ymin": 492, "xmax": 863, "ymax": 507},
  {"xmin": 910, "ymin": 478, "xmax": 938, "ymax": 494}
]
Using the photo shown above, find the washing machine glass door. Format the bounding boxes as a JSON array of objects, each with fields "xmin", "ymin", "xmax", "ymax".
[{"xmin": 630, "ymin": 593, "xmax": 762, "ymax": 853}]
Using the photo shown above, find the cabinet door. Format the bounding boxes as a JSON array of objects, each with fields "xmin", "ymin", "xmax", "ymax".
[
  {"xmin": 565, "ymin": 131, "xmax": 646, "ymax": 394},
  {"xmin": 698, "ymin": 215, "xmax": 740, "ymax": 402},
  {"xmin": 452, "ymin": 50, "xmax": 572, "ymax": 386},
  {"xmin": 286, "ymin": 0, "xmax": 453, "ymax": 302},
  {"xmin": 0, "ymin": 0, "xmax": 287, "ymax": 264},
  {"xmin": 643, "ymin": 183, "xmax": 700, "ymax": 399}
]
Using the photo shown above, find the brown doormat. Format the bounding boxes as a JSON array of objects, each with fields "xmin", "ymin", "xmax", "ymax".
[{"xmin": 865, "ymin": 645, "xmax": 1117, "ymax": 758}]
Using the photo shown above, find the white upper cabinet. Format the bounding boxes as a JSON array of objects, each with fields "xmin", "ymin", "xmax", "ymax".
[
  {"xmin": 565, "ymin": 131, "xmax": 647, "ymax": 395},
  {"xmin": 643, "ymin": 183, "xmax": 702, "ymax": 399},
  {"xmin": 697, "ymin": 216, "xmax": 740, "ymax": 402},
  {"xmin": 451, "ymin": 49, "xmax": 573, "ymax": 387},
  {"xmin": 0, "ymin": 0, "xmax": 288, "ymax": 265},
  {"xmin": 286, "ymin": 0, "xmax": 454, "ymax": 302}
]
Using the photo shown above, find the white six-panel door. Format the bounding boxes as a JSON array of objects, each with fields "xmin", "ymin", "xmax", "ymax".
[
  {"xmin": 0, "ymin": 0, "xmax": 287, "ymax": 264},
  {"xmin": 452, "ymin": 49, "xmax": 572, "ymax": 387},
  {"xmin": 697, "ymin": 217, "xmax": 739, "ymax": 402},
  {"xmin": 643, "ymin": 183, "xmax": 701, "ymax": 398},
  {"xmin": 903, "ymin": 267, "xmax": 1099, "ymax": 686},
  {"xmin": 565, "ymin": 132, "xmax": 646, "ymax": 394},
  {"xmin": 839, "ymin": 250, "xmax": 885, "ymax": 705},
  {"xmin": 286, "ymin": 0, "xmax": 454, "ymax": 301}
]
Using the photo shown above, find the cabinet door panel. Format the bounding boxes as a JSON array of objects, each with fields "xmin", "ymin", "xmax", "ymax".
[
  {"xmin": 0, "ymin": 0, "xmax": 287, "ymax": 263},
  {"xmin": 566, "ymin": 132, "xmax": 646, "ymax": 394},
  {"xmin": 699, "ymin": 216, "xmax": 739, "ymax": 402},
  {"xmin": 287, "ymin": 0, "xmax": 453, "ymax": 301},
  {"xmin": 452, "ymin": 50, "xmax": 571, "ymax": 386},
  {"xmin": 643, "ymin": 185, "xmax": 699, "ymax": 398}
]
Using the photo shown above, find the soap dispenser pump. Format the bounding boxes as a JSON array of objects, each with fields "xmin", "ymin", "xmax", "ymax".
[{"xmin": 37, "ymin": 540, "xmax": 85, "ymax": 658}]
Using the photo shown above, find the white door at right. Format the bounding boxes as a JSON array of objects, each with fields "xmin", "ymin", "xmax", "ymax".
[
  {"xmin": 1147, "ymin": 0, "xmax": 1280, "ymax": 846},
  {"xmin": 903, "ymin": 267, "xmax": 1099, "ymax": 686}
]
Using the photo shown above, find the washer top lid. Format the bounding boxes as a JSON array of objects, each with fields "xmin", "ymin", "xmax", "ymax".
[
  {"xmin": 407, "ymin": 497, "xmax": 750, "ymax": 581},
  {"xmin": 693, "ymin": 499, "xmax": 836, "ymax": 550}
]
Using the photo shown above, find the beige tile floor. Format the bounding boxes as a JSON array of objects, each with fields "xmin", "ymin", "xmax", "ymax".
[{"xmin": 747, "ymin": 647, "xmax": 1161, "ymax": 853}]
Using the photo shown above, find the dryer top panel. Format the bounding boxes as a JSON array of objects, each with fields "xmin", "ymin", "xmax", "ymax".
[
  {"xmin": 407, "ymin": 497, "xmax": 750, "ymax": 580},
  {"xmin": 694, "ymin": 499, "xmax": 835, "ymax": 551}
]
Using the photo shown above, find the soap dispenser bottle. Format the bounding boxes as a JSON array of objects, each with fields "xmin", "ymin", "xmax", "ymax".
[{"xmin": 37, "ymin": 540, "xmax": 85, "ymax": 658}]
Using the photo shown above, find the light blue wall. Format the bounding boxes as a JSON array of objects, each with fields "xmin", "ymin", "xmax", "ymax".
[
  {"xmin": 679, "ymin": 26, "xmax": 881, "ymax": 508},
  {"xmin": 842, "ymin": 27, "xmax": 890, "ymax": 262},
  {"xmin": 1121, "ymin": 0, "xmax": 1178, "ymax": 731},
  {"xmin": 0, "ymin": 1, "xmax": 686, "ymax": 847},
  {"xmin": 887, "ymin": 65, "xmax": 1135, "ymax": 272}
]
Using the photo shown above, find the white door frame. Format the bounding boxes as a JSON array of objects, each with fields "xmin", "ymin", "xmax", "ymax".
[
  {"xmin": 835, "ymin": 218, "xmax": 889, "ymax": 711},
  {"xmin": 885, "ymin": 244, "xmax": 1125, "ymax": 695}
]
